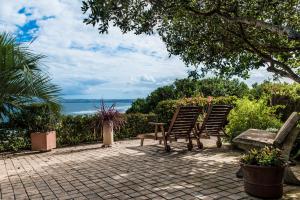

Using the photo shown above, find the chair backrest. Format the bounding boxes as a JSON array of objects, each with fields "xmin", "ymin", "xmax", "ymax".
[
  {"xmin": 167, "ymin": 106, "xmax": 202, "ymax": 137},
  {"xmin": 199, "ymin": 104, "xmax": 233, "ymax": 135},
  {"xmin": 273, "ymin": 112, "xmax": 300, "ymax": 146}
]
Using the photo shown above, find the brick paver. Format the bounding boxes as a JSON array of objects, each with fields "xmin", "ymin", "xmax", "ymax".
[{"xmin": 0, "ymin": 139, "xmax": 299, "ymax": 200}]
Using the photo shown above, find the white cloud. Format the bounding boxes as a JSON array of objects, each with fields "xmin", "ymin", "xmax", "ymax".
[
  {"xmin": 0, "ymin": 0, "xmax": 27, "ymax": 32},
  {"xmin": 0, "ymin": 0, "xmax": 277, "ymax": 99}
]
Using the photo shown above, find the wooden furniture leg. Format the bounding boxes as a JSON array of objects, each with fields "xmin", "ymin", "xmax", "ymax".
[
  {"xmin": 161, "ymin": 125, "xmax": 170, "ymax": 152},
  {"xmin": 140, "ymin": 137, "xmax": 144, "ymax": 146}
]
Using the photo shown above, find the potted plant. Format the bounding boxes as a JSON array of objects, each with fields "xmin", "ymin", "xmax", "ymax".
[
  {"xmin": 240, "ymin": 146, "xmax": 286, "ymax": 199},
  {"xmin": 17, "ymin": 103, "xmax": 59, "ymax": 152},
  {"xmin": 97, "ymin": 101, "xmax": 126, "ymax": 147}
]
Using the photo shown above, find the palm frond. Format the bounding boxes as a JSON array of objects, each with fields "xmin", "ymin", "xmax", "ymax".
[{"xmin": 0, "ymin": 32, "xmax": 61, "ymax": 121}]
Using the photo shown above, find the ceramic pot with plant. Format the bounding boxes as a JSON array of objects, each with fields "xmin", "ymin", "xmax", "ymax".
[
  {"xmin": 20, "ymin": 103, "xmax": 60, "ymax": 152},
  {"xmin": 240, "ymin": 146, "xmax": 286, "ymax": 199},
  {"xmin": 97, "ymin": 100, "xmax": 126, "ymax": 147}
]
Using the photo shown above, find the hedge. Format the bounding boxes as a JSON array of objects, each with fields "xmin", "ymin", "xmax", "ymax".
[
  {"xmin": 0, "ymin": 113, "xmax": 157, "ymax": 151},
  {"xmin": 56, "ymin": 113, "xmax": 157, "ymax": 147},
  {"xmin": 56, "ymin": 115, "xmax": 100, "ymax": 147},
  {"xmin": 115, "ymin": 113, "xmax": 157, "ymax": 140},
  {"xmin": 0, "ymin": 129, "xmax": 30, "ymax": 152}
]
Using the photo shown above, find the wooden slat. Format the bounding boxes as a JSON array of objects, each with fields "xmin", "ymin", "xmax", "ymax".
[
  {"xmin": 173, "ymin": 124, "xmax": 193, "ymax": 128},
  {"xmin": 172, "ymin": 128, "xmax": 191, "ymax": 132},
  {"xmin": 206, "ymin": 121, "xmax": 223, "ymax": 124},
  {"xmin": 197, "ymin": 104, "xmax": 232, "ymax": 142},
  {"xmin": 176, "ymin": 118, "xmax": 197, "ymax": 122},
  {"xmin": 177, "ymin": 113, "xmax": 200, "ymax": 117},
  {"xmin": 173, "ymin": 121, "xmax": 194, "ymax": 125}
]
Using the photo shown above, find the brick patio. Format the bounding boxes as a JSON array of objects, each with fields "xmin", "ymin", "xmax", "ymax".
[{"xmin": 0, "ymin": 139, "xmax": 299, "ymax": 200}]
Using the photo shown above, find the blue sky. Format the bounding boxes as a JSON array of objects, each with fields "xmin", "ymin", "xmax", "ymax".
[{"xmin": 0, "ymin": 0, "xmax": 274, "ymax": 99}]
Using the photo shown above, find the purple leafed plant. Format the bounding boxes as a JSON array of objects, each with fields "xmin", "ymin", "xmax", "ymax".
[{"xmin": 97, "ymin": 100, "xmax": 126, "ymax": 130}]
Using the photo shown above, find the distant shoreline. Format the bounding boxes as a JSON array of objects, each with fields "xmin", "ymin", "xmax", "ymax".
[
  {"xmin": 60, "ymin": 99, "xmax": 135, "ymax": 103},
  {"xmin": 61, "ymin": 99, "xmax": 134, "ymax": 115}
]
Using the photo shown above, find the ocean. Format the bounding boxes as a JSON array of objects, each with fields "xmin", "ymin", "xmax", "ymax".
[{"xmin": 61, "ymin": 99, "xmax": 134, "ymax": 115}]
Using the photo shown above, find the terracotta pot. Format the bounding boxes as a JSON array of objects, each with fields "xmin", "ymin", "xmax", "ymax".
[
  {"xmin": 242, "ymin": 164, "xmax": 285, "ymax": 199},
  {"xmin": 31, "ymin": 131, "xmax": 56, "ymax": 152},
  {"xmin": 103, "ymin": 121, "xmax": 113, "ymax": 146}
]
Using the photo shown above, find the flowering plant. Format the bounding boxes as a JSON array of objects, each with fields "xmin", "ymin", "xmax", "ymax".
[
  {"xmin": 97, "ymin": 100, "xmax": 126, "ymax": 130},
  {"xmin": 241, "ymin": 146, "xmax": 285, "ymax": 167}
]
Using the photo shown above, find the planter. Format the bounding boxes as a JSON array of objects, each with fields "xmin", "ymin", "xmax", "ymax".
[
  {"xmin": 242, "ymin": 164, "xmax": 285, "ymax": 199},
  {"xmin": 103, "ymin": 121, "xmax": 114, "ymax": 146},
  {"xmin": 31, "ymin": 131, "xmax": 56, "ymax": 152}
]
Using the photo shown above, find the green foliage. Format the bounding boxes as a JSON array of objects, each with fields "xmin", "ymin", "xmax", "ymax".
[
  {"xmin": 127, "ymin": 77, "xmax": 248, "ymax": 113},
  {"xmin": 9, "ymin": 103, "xmax": 60, "ymax": 133},
  {"xmin": 56, "ymin": 113, "xmax": 156, "ymax": 146},
  {"xmin": 251, "ymin": 82, "xmax": 300, "ymax": 99},
  {"xmin": 241, "ymin": 146, "xmax": 285, "ymax": 167},
  {"xmin": 56, "ymin": 115, "xmax": 99, "ymax": 146},
  {"xmin": 0, "ymin": 129, "xmax": 30, "ymax": 152},
  {"xmin": 126, "ymin": 98, "xmax": 149, "ymax": 113},
  {"xmin": 173, "ymin": 78, "xmax": 202, "ymax": 98},
  {"xmin": 127, "ymin": 85, "xmax": 176, "ymax": 113},
  {"xmin": 226, "ymin": 98, "xmax": 282, "ymax": 142},
  {"xmin": 197, "ymin": 78, "xmax": 249, "ymax": 97},
  {"xmin": 0, "ymin": 32, "xmax": 61, "ymax": 122},
  {"xmin": 251, "ymin": 82, "xmax": 300, "ymax": 120},
  {"xmin": 155, "ymin": 96, "xmax": 237, "ymax": 123},
  {"xmin": 144, "ymin": 85, "xmax": 177, "ymax": 112},
  {"xmin": 115, "ymin": 113, "xmax": 157, "ymax": 140},
  {"xmin": 82, "ymin": 0, "xmax": 300, "ymax": 83}
]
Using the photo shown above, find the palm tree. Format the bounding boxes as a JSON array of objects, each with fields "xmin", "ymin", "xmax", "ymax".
[{"xmin": 0, "ymin": 32, "xmax": 60, "ymax": 122}]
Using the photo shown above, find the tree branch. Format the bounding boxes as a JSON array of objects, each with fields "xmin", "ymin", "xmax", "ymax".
[
  {"xmin": 262, "ymin": 45, "xmax": 300, "ymax": 53},
  {"xmin": 227, "ymin": 24, "xmax": 300, "ymax": 83},
  {"xmin": 219, "ymin": 15, "xmax": 300, "ymax": 41},
  {"xmin": 186, "ymin": 4, "xmax": 300, "ymax": 41},
  {"xmin": 184, "ymin": 3, "xmax": 300, "ymax": 82}
]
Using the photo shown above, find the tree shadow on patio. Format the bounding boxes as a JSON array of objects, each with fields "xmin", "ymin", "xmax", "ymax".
[{"xmin": 1, "ymin": 141, "xmax": 298, "ymax": 199}]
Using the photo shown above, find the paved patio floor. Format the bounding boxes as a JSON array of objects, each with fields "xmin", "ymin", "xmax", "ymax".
[{"xmin": 0, "ymin": 138, "xmax": 299, "ymax": 200}]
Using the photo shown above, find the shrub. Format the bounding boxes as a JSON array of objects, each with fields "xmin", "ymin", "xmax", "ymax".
[
  {"xmin": 0, "ymin": 129, "xmax": 30, "ymax": 152},
  {"xmin": 241, "ymin": 146, "xmax": 285, "ymax": 167},
  {"xmin": 115, "ymin": 113, "xmax": 157, "ymax": 140},
  {"xmin": 9, "ymin": 103, "xmax": 59, "ymax": 132},
  {"xmin": 56, "ymin": 115, "xmax": 99, "ymax": 147},
  {"xmin": 226, "ymin": 98, "xmax": 282, "ymax": 142},
  {"xmin": 126, "ymin": 98, "xmax": 149, "ymax": 113},
  {"xmin": 56, "ymin": 113, "xmax": 157, "ymax": 146},
  {"xmin": 251, "ymin": 82, "xmax": 300, "ymax": 121}
]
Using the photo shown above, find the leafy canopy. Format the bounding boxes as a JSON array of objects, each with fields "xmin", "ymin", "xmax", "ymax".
[
  {"xmin": 82, "ymin": 0, "xmax": 300, "ymax": 83},
  {"xmin": 0, "ymin": 33, "xmax": 60, "ymax": 122}
]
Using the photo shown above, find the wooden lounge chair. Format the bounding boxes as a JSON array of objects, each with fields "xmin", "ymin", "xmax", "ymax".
[
  {"xmin": 137, "ymin": 106, "xmax": 202, "ymax": 152},
  {"xmin": 233, "ymin": 112, "xmax": 300, "ymax": 185},
  {"xmin": 195, "ymin": 104, "xmax": 233, "ymax": 148}
]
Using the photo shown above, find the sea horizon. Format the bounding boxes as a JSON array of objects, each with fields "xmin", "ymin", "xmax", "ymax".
[{"xmin": 60, "ymin": 99, "xmax": 134, "ymax": 115}]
